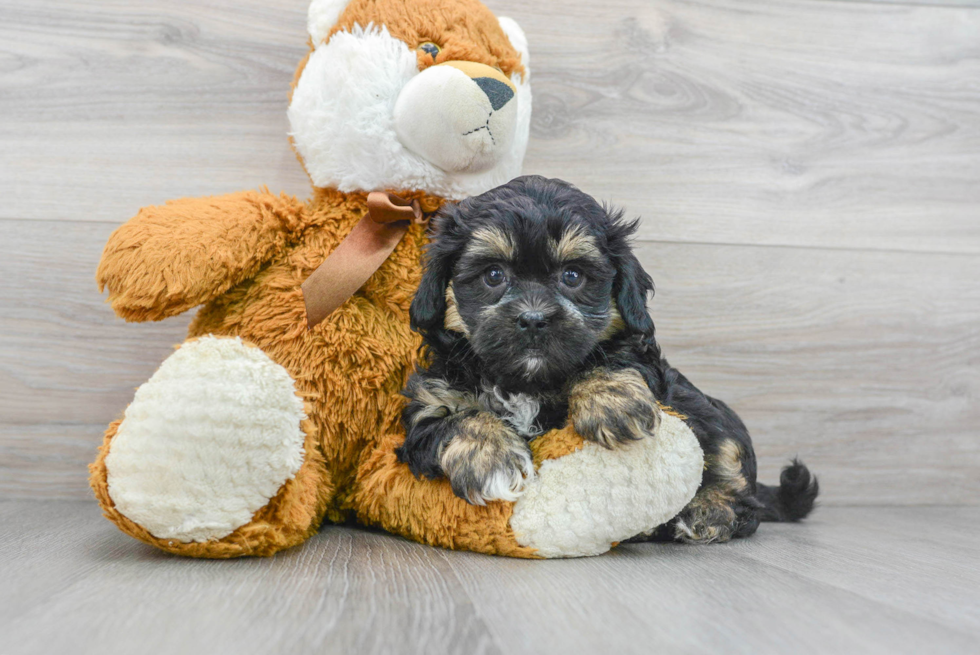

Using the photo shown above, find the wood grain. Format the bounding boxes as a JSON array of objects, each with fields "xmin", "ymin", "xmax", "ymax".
[
  {"xmin": 506, "ymin": 0, "xmax": 980, "ymax": 253},
  {"xmin": 0, "ymin": 502, "xmax": 501, "ymax": 655},
  {"xmin": 2, "ymin": 218, "xmax": 978, "ymax": 504},
  {"xmin": 2, "ymin": 502, "xmax": 978, "ymax": 655},
  {"xmin": 0, "ymin": 0, "xmax": 313, "ymax": 221},
  {"xmin": 837, "ymin": 1, "xmax": 980, "ymax": 7},
  {"xmin": 639, "ymin": 240, "xmax": 980, "ymax": 505},
  {"xmin": 3, "ymin": 0, "xmax": 980, "ymax": 254}
]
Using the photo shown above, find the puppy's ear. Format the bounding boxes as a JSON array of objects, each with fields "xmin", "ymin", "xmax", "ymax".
[
  {"xmin": 606, "ymin": 210, "xmax": 655, "ymax": 337},
  {"xmin": 410, "ymin": 250, "xmax": 453, "ymax": 337},
  {"xmin": 410, "ymin": 206, "xmax": 466, "ymax": 339}
]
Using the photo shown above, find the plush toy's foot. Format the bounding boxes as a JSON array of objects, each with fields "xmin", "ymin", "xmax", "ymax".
[
  {"xmin": 509, "ymin": 411, "xmax": 703, "ymax": 557},
  {"xmin": 354, "ymin": 409, "xmax": 704, "ymax": 559},
  {"xmin": 90, "ymin": 336, "xmax": 331, "ymax": 557}
]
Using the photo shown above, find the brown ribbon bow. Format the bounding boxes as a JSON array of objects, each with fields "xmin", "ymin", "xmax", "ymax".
[{"xmin": 301, "ymin": 191, "xmax": 427, "ymax": 329}]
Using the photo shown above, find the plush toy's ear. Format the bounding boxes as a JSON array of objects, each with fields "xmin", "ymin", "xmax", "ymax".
[
  {"xmin": 307, "ymin": 0, "xmax": 351, "ymax": 46},
  {"xmin": 606, "ymin": 212, "xmax": 655, "ymax": 337},
  {"xmin": 498, "ymin": 17, "xmax": 530, "ymax": 68}
]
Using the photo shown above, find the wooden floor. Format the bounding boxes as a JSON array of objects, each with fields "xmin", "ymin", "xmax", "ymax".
[{"xmin": 0, "ymin": 502, "xmax": 977, "ymax": 654}]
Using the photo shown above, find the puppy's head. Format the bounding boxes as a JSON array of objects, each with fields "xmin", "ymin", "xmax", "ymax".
[{"xmin": 412, "ymin": 175, "xmax": 654, "ymax": 388}]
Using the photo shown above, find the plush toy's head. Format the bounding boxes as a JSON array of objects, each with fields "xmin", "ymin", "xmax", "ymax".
[{"xmin": 289, "ymin": 0, "xmax": 531, "ymax": 200}]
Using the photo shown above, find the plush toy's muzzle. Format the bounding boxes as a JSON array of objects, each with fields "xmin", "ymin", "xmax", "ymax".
[{"xmin": 394, "ymin": 61, "xmax": 518, "ymax": 173}]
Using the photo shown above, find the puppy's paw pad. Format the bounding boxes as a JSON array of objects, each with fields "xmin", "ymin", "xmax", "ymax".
[
  {"xmin": 441, "ymin": 414, "xmax": 534, "ymax": 505},
  {"xmin": 569, "ymin": 368, "xmax": 660, "ymax": 448}
]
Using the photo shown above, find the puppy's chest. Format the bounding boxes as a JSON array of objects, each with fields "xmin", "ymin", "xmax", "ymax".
[{"xmin": 478, "ymin": 387, "xmax": 568, "ymax": 440}]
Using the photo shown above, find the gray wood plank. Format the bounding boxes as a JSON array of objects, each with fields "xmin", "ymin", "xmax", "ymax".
[
  {"xmin": 0, "ymin": 219, "xmax": 193, "ymax": 428},
  {"xmin": 3, "ymin": 0, "xmax": 980, "ymax": 254},
  {"xmin": 834, "ymin": 1, "xmax": 980, "ymax": 7},
  {"xmin": 0, "ymin": 500, "xmax": 136, "ymax": 616},
  {"xmin": 507, "ymin": 0, "xmax": 980, "ymax": 253},
  {"xmin": 2, "ymin": 219, "xmax": 979, "ymax": 504},
  {"xmin": 638, "ymin": 240, "xmax": 980, "ymax": 506},
  {"xmin": 728, "ymin": 506, "xmax": 980, "ymax": 633},
  {"xmin": 2, "ymin": 502, "xmax": 978, "ymax": 655},
  {"xmin": 448, "ymin": 536, "xmax": 980, "ymax": 655},
  {"xmin": 0, "ymin": 425, "xmax": 106, "ymax": 499},
  {"xmin": 0, "ymin": 0, "xmax": 313, "ymax": 221},
  {"xmin": 1, "ymin": 501, "xmax": 501, "ymax": 655}
]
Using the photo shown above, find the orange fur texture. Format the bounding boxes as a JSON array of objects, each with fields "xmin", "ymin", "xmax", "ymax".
[{"xmin": 329, "ymin": 0, "xmax": 525, "ymax": 78}]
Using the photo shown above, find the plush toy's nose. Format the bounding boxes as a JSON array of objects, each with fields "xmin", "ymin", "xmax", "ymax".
[
  {"xmin": 435, "ymin": 60, "xmax": 517, "ymax": 109},
  {"xmin": 473, "ymin": 77, "xmax": 514, "ymax": 111}
]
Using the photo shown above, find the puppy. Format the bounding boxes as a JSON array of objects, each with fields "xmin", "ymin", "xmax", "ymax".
[{"xmin": 397, "ymin": 175, "xmax": 819, "ymax": 543}]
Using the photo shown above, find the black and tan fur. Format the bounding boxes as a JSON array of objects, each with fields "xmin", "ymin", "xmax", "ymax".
[
  {"xmin": 568, "ymin": 368, "xmax": 661, "ymax": 449},
  {"xmin": 397, "ymin": 175, "xmax": 819, "ymax": 541}
]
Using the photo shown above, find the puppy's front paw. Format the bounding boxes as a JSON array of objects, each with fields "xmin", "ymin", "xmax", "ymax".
[
  {"xmin": 568, "ymin": 368, "xmax": 661, "ymax": 448},
  {"xmin": 440, "ymin": 413, "xmax": 534, "ymax": 505}
]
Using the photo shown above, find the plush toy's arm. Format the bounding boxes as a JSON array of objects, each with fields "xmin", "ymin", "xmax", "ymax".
[{"xmin": 97, "ymin": 190, "xmax": 307, "ymax": 322}]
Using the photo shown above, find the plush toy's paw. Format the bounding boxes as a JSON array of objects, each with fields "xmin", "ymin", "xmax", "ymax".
[
  {"xmin": 568, "ymin": 368, "xmax": 661, "ymax": 448},
  {"xmin": 440, "ymin": 413, "xmax": 534, "ymax": 505},
  {"xmin": 102, "ymin": 336, "xmax": 308, "ymax": 543},
  {"xmin": 509, "ymin": 412, "xmax": 704, "ymax": 558}
]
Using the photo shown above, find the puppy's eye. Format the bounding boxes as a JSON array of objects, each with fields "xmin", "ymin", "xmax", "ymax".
[
  {"xmin": 484, "ymin": 266, "xmax": 506, "ymax": 288},
  {"xmin": 561, "ymin": 267, "xmax": 584, "ymax": 288},
  {"xmin": 418, "ymin": 42, "xmax": 441, "ymax": 60}
]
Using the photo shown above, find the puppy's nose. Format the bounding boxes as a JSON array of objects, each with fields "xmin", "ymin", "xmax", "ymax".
[
  {"xmin": 473, "ymin": 77, "xmax": 514, "ymax": 111},
  {"xmin": 517, "ymin": 311, "xmax": 549, "ymax": 334}
]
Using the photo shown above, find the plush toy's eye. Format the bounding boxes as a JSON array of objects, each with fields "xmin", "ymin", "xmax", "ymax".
[
  {"xmin": 418, "ymin": 42, "xmax": 441, "ymax": 60},
  {"xmin": 561, "ymin": 267, "xmax": 584, "ymax": 288},
  {"xmin": 484, "ymin": 266, "xmax": 506, "ymax": 288}
]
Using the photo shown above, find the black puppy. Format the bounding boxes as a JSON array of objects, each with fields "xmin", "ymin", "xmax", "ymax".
[{"xmin": 397, "ymin": 176, "xmax": 818, "ymax": 543}]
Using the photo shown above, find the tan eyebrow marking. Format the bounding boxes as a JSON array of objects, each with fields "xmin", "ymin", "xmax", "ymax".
[
  {"xmin": 465, "ymin": 227, "xmax": 516, "ymax": 261},
  {"xmin": 550, "ymin": 225, "xmax": 601, "ymax": 263}
]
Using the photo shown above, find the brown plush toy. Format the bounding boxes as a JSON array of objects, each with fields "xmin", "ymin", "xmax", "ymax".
[{"xmin": 90, "ymin": 0, "xmax": 704, "ymax": 559}]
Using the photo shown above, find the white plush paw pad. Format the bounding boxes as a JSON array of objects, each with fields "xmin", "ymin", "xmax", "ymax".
[
  {"xmin": 105, "ymin": 336, "xmax": 307, "ymax": 543},
  {"xmin": 509, "ymin": 412, "xmax": 704, "ymax": 558}
]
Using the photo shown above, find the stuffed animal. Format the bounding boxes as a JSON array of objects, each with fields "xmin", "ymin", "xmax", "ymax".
[{"xmin": 89, "ymin": 0, "xmax": 705, "ymax": 559}]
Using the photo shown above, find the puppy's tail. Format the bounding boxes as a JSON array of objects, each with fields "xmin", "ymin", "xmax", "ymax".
[{"xmin": 756, "ymin": 459, "xmax": 819, "ymax": 522}]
